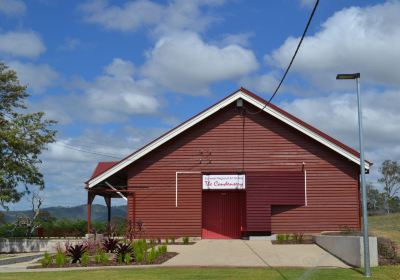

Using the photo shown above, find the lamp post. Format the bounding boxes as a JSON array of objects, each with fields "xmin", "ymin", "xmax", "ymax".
[{"xmin": 336, "ymin": 73, "xmax": 371, "ymax": 277}]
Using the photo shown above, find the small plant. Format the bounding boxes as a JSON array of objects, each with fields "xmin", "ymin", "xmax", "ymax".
[
  {"xmin": 339, "ymin": 225, "xmax": 354, "ymax": 235},
  {"xmin": 146, "ymin": 247, "xmax": 157, "ymax": 264},
  {"xmin": 55, "ymin": 251, "xmax": 67, "ymax": 267},
  {"xmin": 40, "ymin": 251, "xmax": 52, "ymax": 267},
  {"xmin": 165, "ymin": 237, "xmax": 169, "ymax": 244},
  {"xmin": 101, "ymin": 252, "xmax": 109, "ymax": 265},
  {"xmin": 283, "ymin": 234, "xmax": 290, "ymax": 241},
  {"xmin": 132, "ymin": 239, "xmax": 148, "ymax": 263},
  {"xmin": 115, "ymin": 242, "xmax": 133, "ymax": 264},
  {"xmin": 158, "ymin": 244, "xmax": 167, "ymax": 254},
  {"xmin": 182, "ymin": 236, "xmax": 189, "ymax": 244},
  {"xmin": 94, "ymin": 252, "xmax": 101, "ymax": 264},
  {"xmin": 157, "ymin": 237, "xmax": 162, "ymax": 244},
  {"xmin": 66, "ymin": 243, "xmax": 87, "ymax": 263},
  {"xmin": 124, "ymin": 253, "xmax": 132, "ymax": 264},
  {"xmin": 276, "ymin": 234, "xmax": 284, "ymax": 243},
  {"xmin": 81, "ymin": 252, "xmax": 89, "ymax": 267},
  {"xmin": 117, "ymin": 254, "xmax": 123, "ymax": 264},
  {"xmin": 103, "ymin": 237, "xmax": 119, "ymax": 253},
  {"xmin": 297, "ymin": 233, "xmax": 304, "ymax": 243}
]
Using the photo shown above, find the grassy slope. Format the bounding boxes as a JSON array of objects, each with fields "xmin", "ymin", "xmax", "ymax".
[
  {"xmin": 1, "ymin": 267, "xmax": 399, "ymax": 280},
  {"xmin": 369, "ymin": 213, "xmax": 400, "ymax": 246}
]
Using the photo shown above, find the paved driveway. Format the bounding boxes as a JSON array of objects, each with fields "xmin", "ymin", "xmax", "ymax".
[{"xmin": 163, "ymin": 239, "xmax": 349, "ymax": 268}]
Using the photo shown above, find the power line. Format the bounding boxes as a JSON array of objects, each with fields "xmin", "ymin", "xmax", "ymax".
[
  {"xmin": 247, "ymin": 0, "xmax": 320, "ymax": 114},
  {"xmin": 55, "ymin": 142, "xmax": 121, "ymax": 159}
]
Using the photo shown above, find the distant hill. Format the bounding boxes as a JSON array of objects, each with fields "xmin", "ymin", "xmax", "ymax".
[{"xmin": 1, "ymin": 204, "xmax": 127, "ymax": 223}]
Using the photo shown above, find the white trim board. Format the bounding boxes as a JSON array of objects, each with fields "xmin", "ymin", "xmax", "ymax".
[{"xmin": 88, "ymin": 90, "xmax": 370, "ymax": 188}]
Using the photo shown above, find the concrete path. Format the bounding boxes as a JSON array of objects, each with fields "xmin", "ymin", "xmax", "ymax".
[
  {"xmin": 0, "ymin": 239, "xmax": 349, "ymax": 273},
  {"xmin": 163, "ymin": 240, "xmax": 349, "ymax": 268}
]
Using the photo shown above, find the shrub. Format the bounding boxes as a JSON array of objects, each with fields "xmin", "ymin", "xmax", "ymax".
[
  {"xmin": 66, "ymin": 243, "xmax": 87, "ymax": 263},
  {"xmin": 339, "ymin": 225, "xmax": 354, "ymax": 235},
  {"xmin": 132, "ymin": 239, "xmax": 148, "ymax": 263},
  {"xmin": 276, "ymin": 234, "xmax": 284, "ymax": 243},
  {"xmin": 115, "ymin": 242, "xmax": 133, "ymax": 264},
  {"xmin": 182, "ymin": 236, "xmax": 189, "ymax": 244},
  {"xmin": 147, "ymin": 247, "xmax": 157, "ymax": 264},
  {"xmin": 124, "ymin": 253, "xmax": 132, "ymax": 264},
  {"xmin": 81, "ymin": 252, "xmax": 89, "ymax": 267},
  {"xmin": 84, "ymin": 239, "xmax": 100, "ymax": 255},
  {"xmin": 171, "ymin": 237, "xmax": 176, "ymax": 244},
  {"xmin": 378, "ymin": 237, "xmax": 398, "ymax": 259},
  {"xmin": 101, "ymin": 251, "xmax": 109, "ymax": 265},
  {"xmin": 103, "ymin": 237, "xmax": 119, "ymax": 253},
  {"xmin": 158, "ymin": 245, "xmax": 167, "ymax": 254},
  {"xmin": 94, "ymin": 252, "xmax": 101, "ymax": 264},
  {"xmin": 40, "ymin": 251, "xmax": 52, "ymax": 267},
  {"xmin": 297, "ymin": 233, "xmax": 304, "ymax": 243},
  {"xmin": 55, "ymin": 251, "xmax": 67, "ymax": 267}
]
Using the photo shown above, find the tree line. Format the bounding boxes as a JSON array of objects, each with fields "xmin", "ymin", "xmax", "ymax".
[{"xmin": 368, "ymin": 160, "xmax": 400, "ymax": 215}]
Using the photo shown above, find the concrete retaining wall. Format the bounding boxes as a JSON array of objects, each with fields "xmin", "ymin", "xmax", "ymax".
[
  {"xmin": 0, "ymin": 238, "xmax": 83, "ymax": 253},
  {"xmin": 315, "ymin": 235, "xmax": 378, "ymax": 267}
]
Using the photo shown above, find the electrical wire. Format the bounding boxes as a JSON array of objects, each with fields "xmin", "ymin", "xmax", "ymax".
[
  {"xmin": 247, "ymin": 0, "xmax": 320, "ymax": 114},
  {"xmin": 55, "ymin": 142, "xmax": 122, "ymax": 159}
]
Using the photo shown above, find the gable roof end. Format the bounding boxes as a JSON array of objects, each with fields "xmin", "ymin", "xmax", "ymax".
[{"xmin": 87, "ymin": 88, "xmax": 371, "ymax": 188}]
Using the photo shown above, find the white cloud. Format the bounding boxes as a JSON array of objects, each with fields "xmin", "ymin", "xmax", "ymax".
[
  {"xmin": 32, "ymin": 58, "xmax": 160, "ymax": 124},
  {"xmin": 0, "ymin": 31, "xmax": 46, "ymax": 58},
  {"xmin": 241, "ymin": 73, "xmax": 279, "ymax": 94},
  {"xmin": 80, "ymin": 0, "xmax": 163, "ymax": 32},
  {"xmin": 267, "ymin": 1, "xmax": 400, "ymax": 89},
  {"xmin": 80, "ymin": 0, "xmax": 225, "ymax": 34},
  {"xmin": 8, "ymin": 61, "xmax": 59, "ymax": 93},
  {"xmin": 104, "ymin": 57, "xmax": 135, "ymax": 77},
  {"xmin": 21, "ymin": 126, "xmax": 167, "ymax": 209},
  {"xmin": 0, "ymin": 0, "xmax": 26, "ymax": 17},
  {"xmin": 84, "ymin": 58, "xmax": 159, "ymax": 122},
  {"xmin": 59, "ymin": 37, "xmax": 81, "ymax": 51},
  {"xmin": 220, "ymin": 32, "xmax": 254, "ymax": 48},
  {"xmin": 280, "ymin": 89, "xmax": 400, "ymax": 181},
  {"xmin": 142, "ymin": 32, "xmax": 258, "ymax": 94}
]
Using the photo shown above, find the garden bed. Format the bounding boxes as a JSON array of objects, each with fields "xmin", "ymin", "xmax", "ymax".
[
  {"xmin": 30, "ymin": 237, "xmax": 177, "ymax": 269},
  {"xmin": 271, "ymin": 234, "xmax": 314, "ymax": 245},
  {"xmin": 271, "ymin": 240, "xmax": 314, "ymax": 245},
  {"xmin": 28, "ymin": 252, "xmax": 178, "ymax": 269}
]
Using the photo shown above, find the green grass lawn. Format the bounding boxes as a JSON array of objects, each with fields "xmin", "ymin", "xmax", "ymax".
[
  {"xmin": 1, "ymin": 267, "xmax": 400, "ymax": 280},
  {"xmin": 369, "ymin": 213, "xmax": 400, "ymax": 246}
]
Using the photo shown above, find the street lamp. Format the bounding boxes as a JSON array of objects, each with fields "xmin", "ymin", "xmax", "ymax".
[{"xmin": 336, "ymin": 73, "xmax": 371, "ymax": 277}]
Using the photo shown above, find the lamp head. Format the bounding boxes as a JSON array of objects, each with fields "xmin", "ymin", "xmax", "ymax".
[{"xmin": 336, "ymin": 73, "xmax": 360, "ymax": 80}]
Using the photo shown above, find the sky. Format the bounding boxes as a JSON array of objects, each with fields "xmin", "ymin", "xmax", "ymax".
[{"xmin": 1, "ymin": 0, "xmax": 399, "ymax": 210}]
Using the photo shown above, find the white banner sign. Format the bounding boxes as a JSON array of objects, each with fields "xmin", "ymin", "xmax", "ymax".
[{"xmin": 202, "ymin": 174, "xmax": 246, "ymax": 190}]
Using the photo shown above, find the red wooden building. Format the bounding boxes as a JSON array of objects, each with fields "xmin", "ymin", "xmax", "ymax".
[{"xmin": 86, "ymin": 88, "xmax": 370, "ymax": 239}]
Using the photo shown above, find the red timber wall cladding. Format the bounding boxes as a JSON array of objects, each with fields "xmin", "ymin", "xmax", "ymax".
[{"xmin": 127, "ymin": 101, "xmax": 360, "ymax": 237}]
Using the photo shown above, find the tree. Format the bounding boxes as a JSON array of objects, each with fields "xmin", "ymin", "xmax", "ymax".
[
  {"xmin": 367, "ymin": 182, "xmax": 384, "ymax": 213},
  {"xmin": 9, "ymin": 192, "xmax": 43, "ymax": 238},
  {"xmin": 0, "ymin": 62, "xmax": 56, "ymax": 209},
  {"xmin": 378, "ymin": 160, "xmax": 400, "ymax": 213}
]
